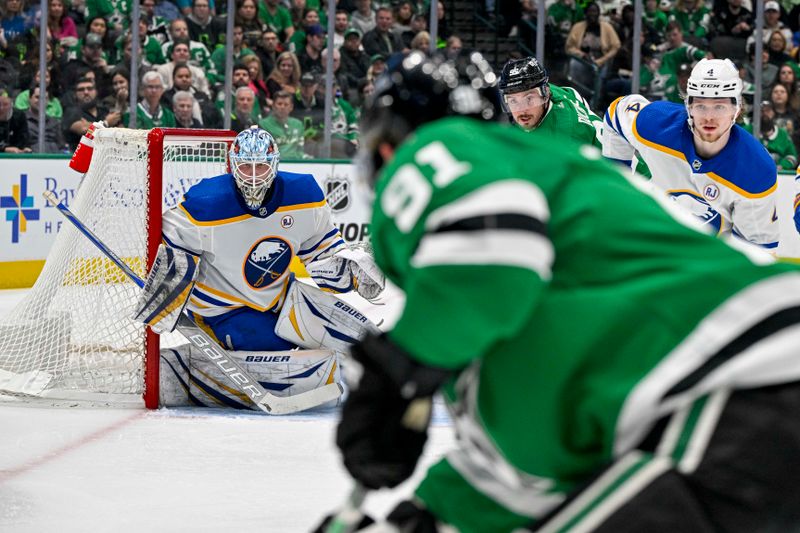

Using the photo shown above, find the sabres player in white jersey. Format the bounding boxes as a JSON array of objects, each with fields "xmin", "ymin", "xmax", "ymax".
[
  {"xmin": 602, "ymin": 58, "xmax": 779, "ymax": 249},
  {"xmin": 133, "ymin": 126, "xmax": 384, "ymax": 410}
]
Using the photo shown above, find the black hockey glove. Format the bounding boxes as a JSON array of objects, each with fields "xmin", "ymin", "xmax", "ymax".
[
  {"xmin": 385, "ymin": 500, "xmax": 439, "ymax": 533},
  {"xmin": 336, "ymin": 333, "xmax": 451, "ymax": 490}
]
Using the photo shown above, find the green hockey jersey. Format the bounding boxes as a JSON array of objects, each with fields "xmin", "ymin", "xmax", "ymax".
[
  {"xmin": 370, "ymin": 117, "xmax": 800, "ymax": 533},
  {"xmin": 535, "ymin": 84, "xmax": 602, "ymax": 147},
  {"xmin": 534, "ymin": 84, "xmax": 651, "ymax": 177},
  {"xmin": 743, "ymin": 123, "xmax": 798, "ymax": 171}
]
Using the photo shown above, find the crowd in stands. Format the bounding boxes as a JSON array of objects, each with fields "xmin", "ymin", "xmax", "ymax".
[
  {"xmin": 509, "ymin": 0, "xmax": 800, "ymax": 170},
  {"xmin": 1, "ymin": 0, "xmax": 799, "ymax": 170},
  {"xmin": 0, "ymin": 0, "xmax": 459, "ymax": 158}
]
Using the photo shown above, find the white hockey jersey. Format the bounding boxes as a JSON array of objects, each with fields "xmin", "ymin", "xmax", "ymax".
[
  {"xmin": 602, "ymin": 95, "xmax": 779, "ymax": 248},
  {"xmin": 161, "ymin": 171, "xmax": 347, "ymax": 317}
]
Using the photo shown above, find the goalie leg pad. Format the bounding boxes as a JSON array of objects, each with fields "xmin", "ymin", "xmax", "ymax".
[
  {"xmin": 132, "ymin": 244, "xmax": 199, "ymax": 334},
  {"xmin": 160, "ymin": 343, "xmax": 342, "ymax": 410},
  {"xmin": 275, "ymin": 281, "xmax": 381, "ymax": 353}
]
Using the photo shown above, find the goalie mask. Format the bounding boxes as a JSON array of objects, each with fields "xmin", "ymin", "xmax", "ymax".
[
  {"xmin": 229, "ymin": 126, "xmax": 280, "ymax": 209},
  {"xmin": 356, "ymin": 50, "xmax": 502, "ymax": 190},
  {"xmin": 498, "ymin": 56, "xmax": 551, "ymax": 131}
]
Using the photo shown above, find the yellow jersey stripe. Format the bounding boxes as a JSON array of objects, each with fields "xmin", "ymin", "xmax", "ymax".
[
  {"xmin": 706, "ymin": 172, "xmax": 777, "ymax": 199},
  {"xmin": 276, "ymin": 199, "xmax": 327, "ymax": 212}
]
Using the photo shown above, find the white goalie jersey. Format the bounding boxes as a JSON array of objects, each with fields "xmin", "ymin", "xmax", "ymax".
[
  {"xmin": 602, "ymin": 95, "xmax": 780, "ymax": 249},
  {"xmin": 161, "ymin": 171, "xmax": 348, "ymax": 317}
]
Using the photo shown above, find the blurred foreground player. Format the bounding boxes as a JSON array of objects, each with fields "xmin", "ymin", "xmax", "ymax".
[{"xmin": 327, "ymin": 51, "xmax": 800, "ymax": 531}]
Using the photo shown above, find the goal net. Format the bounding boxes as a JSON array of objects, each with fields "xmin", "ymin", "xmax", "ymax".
[{"xmin": 0, "ymin": 128, "xmax": 235, "ymax": 407}]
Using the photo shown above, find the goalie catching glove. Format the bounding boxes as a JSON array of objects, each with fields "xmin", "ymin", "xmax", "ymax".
[
  {"xmin": 308, "ymin": 243, "xmax": 385, "ymax": 301},
  {"xmin": 336, "ymin": 333, "xmax": 452, "ymax": 490},
  {"xmin": 132, "ymin": 244, "xmax": 199, "ymax": 334}
]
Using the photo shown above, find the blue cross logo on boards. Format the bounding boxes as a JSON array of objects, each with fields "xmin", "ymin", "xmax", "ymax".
[{"xmin": 1, "ymin": 174, "xmax": 40, "ymax": 243}]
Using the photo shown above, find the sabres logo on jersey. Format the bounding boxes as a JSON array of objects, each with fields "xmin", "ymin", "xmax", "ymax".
[
  {"xmin": 243, "ymin": 237, "xmax": 293, "ymax": 289},
  {"xmin": 669, "ymin": 191, "xmax": 722, "ymax": 233}
]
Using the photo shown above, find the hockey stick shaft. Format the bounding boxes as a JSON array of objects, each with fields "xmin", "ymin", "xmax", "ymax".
[
  {"xmin": 43, "ymin": 191, "xmax": 342, "ymax": 414},
  {"xmin": 325, "ymin": 483, "xmax": 369, "ymax": 533}
]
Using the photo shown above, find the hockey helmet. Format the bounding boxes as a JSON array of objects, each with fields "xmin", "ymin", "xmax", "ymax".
[
  {"xmin": 357, "ymin": 50, "xmax": 501, "ymax": 187},
  {"xmin": 498, "ymin": 57, "xmax": 549, "ymax": 95},
  {"xmin": 498, "ymin": 56, "xmax": 551, "ymax": 128},
  {"xmin": 686, "ymin": 58, "xmax": 742, "ymax": 106},
  {"xmin": 229, "ymin": 126, "xmax": 280, "ymax": 209}
]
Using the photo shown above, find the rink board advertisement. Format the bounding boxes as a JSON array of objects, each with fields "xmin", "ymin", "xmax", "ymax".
[
  {"xmin": 1, "ymin": 158, "xmax": 800, "ymax": 289},
  {"xmin": 0, "ymin": 158, "xmax": 371, "ymax": 288}
]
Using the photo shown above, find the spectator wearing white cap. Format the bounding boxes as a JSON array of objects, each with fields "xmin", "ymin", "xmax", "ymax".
[{"xmin": 745, "ymin": 1, "xmax": 792, "ymax": 53}]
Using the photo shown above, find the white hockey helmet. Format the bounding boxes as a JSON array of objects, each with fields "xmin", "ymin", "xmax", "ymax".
[
  {"xmin": 685, "ymin": 58, "xmax": 742, "ymax": 106},
  {"xmin": 229, "ymin": 126, "xmax": 280, "ymax": 209}
]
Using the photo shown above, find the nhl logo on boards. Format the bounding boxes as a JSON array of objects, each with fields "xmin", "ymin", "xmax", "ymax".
[
  {"xmin": 281, "ymin": 215, "xmax": 294, "ymax": 228},
  {"xmin": 325, "ymin": 178, "xmax": 350, "ymax": 212},
  {"xmin": 692, "ymin": 159, "xmax": 702, "ymax": 171},
  {"xmin": 703, "ymin": 184, "xmax": 720, "ymax": 202}
]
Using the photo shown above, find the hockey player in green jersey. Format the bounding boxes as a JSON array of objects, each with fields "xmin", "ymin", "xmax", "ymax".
[
  {"xmin": 325, "ymin": 51, "xmax": 800, "ymax": 532},
  {"xmin": 499, "ymin": 56, "xmax": 650, "ymax": 178},
  {"xmin": 498, "ymin": 56, "xmax": 602, "ymax": 144}
]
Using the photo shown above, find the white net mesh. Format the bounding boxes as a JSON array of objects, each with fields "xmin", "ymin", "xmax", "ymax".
[{"xmin": 0, "ymin": 128, "xmax": 232, "ymax": 406}]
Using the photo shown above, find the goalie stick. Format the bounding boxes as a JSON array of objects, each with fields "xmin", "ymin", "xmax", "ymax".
[{"xmin": 42, "ymin": 191, "xmax": 343, "ymax": 414}]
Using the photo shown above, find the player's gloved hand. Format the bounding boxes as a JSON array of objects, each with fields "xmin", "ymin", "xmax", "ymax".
[
  {"xmin": 336, "ymin": 334, "xmax": 451, "ymax": 490},
  {"xmin": 385, "ymin": 500, "xmax": 439, "ymax": 533},
  {"xmin": 310, "ymin": 512, "xmax": 374, "ymax": 533}
]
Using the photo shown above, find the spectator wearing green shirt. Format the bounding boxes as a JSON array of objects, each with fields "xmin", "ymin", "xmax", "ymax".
[
  {"xmin": 743, "ymin": 100, "xmax": 798, "ymax": 171},
  {"xmin": 209, "ymin": 24, "xmax": 254, "ymax": 85},
  {"xmin": 642, "ymin": 21, "xmax": 707, "ymax": 102},
  {"xmin": 326, "ymin": 80, "xmax": 358, "ymax": 158},
  {"xmin": 15, "ymin": 68, "xmax": 62, "ymax": 118},
  {"xmin": 124, "ymin": 71, "xmax": 176, "ymax": 128},
  {"xmin": 668, "ymin": 0, "xmax": 710, "ymax": 43},
  {"xmin": 288, "ymin": 8, "xmax": 322, "ymax": 53},
  {"xmin": 644, "ymin": 0, "xmax": 668, "ymax": 39},
  {"xmin": 259, "ymin": 0, "xmax": 294, "ymax": 43},
  {"xmin": 547, "ymin": 0, "xmax": 584, "ymax": 41},
  {"xmin": 161, "ymin": 18, "xmax": 214, "ymax": 74},
  {"xmin": 259, "ymin": 90, "xmax": 305, "ymax": 159}
]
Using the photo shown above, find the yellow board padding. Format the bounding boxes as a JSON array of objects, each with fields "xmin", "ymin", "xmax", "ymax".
[{"xmin": 0, "ymin": 260, "xmax": 45, "ymax": 289}]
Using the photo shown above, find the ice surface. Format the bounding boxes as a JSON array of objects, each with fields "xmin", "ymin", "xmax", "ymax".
[{"xmin": 0, "ymin": 286, "xmax": 456, "ymax": 533}]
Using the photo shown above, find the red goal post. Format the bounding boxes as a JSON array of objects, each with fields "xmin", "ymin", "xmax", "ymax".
[{"xmin": 0, "ymin": 128, "xmax": 236, "ymax": 408}]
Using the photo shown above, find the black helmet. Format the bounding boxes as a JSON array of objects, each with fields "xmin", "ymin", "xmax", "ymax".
[
  {"xmin": 358, "ymin": 50, "xmax": 502, "ymax": 185},
  {"xmin": 498, "ymin": 57, "xmax": 551, "ymax": 128},
  {"xmin": 499, "ymin": 57, "xmax": 548, "ymax": 95}
]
